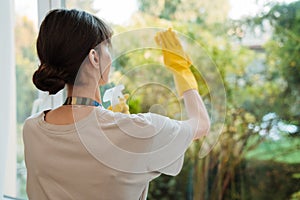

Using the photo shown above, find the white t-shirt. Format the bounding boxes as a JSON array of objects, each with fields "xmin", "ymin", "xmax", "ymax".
[{"xmin": 23, "ymin": 107, "xmax": 194, "ymax": 200}]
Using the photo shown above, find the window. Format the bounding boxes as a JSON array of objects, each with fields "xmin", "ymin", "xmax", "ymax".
[{"xmin": 3, "ymin": 0, "xmax": 299, "ymax": 199}]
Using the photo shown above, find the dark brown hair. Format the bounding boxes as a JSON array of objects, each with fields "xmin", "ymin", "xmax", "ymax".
[{"xmin": 33, "ymin": 9, "xmax": 112, "ymax": 94}]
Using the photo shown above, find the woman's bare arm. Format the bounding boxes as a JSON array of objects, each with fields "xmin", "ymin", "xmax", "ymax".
[{"xmin": 183, "ymin": 89, "xmax": 210, "ymax": 139}]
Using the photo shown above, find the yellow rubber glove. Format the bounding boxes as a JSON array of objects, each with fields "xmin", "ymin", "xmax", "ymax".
[
  {"xmin": 154, "ymin": 28, "xmax": 198, "ymax": 96},
  {"xmin": 107, "ymin": 94, "xmax": 130, "ymax": 114}
]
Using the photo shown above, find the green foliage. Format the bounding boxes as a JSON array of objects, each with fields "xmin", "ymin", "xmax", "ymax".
[
  {"xmin": 248, "ymin": 1, "xmax": 300, "ymax": 126},
  {"xmin": 137, "ymin": 0, "xmax": 230, "ymax": 24},
  {"xmin": 159, "ymin": 0, "xmax": 181, "ymax": 20},
  {"xmin": 148, "ymin": 174, "xmax": 186, "ymax": 200},
  {"xmin": 246, "ymin": 134, "xmax": 300, "ymax": 164},
  {"xmin": 148, "ymin": 159, "xmax": 194, "ymax": 200},
  {"xmin": 242, "ymin": 160, "xmax": 300, "ymax": 200}
]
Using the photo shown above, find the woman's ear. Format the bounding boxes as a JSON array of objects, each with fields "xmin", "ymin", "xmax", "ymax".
[{"xmin": 88, "ymin": 49, "xmax": 100, "ymax": 69}]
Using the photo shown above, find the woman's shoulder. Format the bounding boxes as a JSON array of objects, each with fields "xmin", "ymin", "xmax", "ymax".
[
  {"xmin": 24, "ymin": 111, "xmax": 44, "ymax": 125},
  {"xmin": 99, "ymin": 109, "xmax": 172, "ymax": 127}
]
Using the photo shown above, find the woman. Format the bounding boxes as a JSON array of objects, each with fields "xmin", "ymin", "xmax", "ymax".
[{"xmin": 23, "ymin": 9, "xmax": 210, "ymax": 200}]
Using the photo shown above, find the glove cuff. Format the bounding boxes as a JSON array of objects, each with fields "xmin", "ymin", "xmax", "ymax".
[{"xmin": 173, "ymin": 69, "xmax": 198, "ymax": 96}]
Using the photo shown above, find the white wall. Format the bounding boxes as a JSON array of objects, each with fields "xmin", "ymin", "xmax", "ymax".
[{"xmin": 0, "ymin": 0, "xmax": 16, "ymax": 198}]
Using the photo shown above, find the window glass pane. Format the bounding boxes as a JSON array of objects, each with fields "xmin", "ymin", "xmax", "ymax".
[
  {"xmin": 9, "ymin": 0, "xmax": 300, "ymax": 199},
  {"xmin": 65, "ymin": 1, "xmax": 300, "ymax": 200}
]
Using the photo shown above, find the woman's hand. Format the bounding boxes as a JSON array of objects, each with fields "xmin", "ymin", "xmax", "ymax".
[
  {"xmin": 155, "ymin": 28, "xmax": 198, "ymax": 96},
  {"xmin": 154, "ymin": 28, "xmax": 192, "ymax": 72}
]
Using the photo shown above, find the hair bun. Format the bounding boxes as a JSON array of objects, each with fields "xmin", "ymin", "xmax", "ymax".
[{"xmin": 32, "ymin": 64, "xmax": 68, "ymax": 94}]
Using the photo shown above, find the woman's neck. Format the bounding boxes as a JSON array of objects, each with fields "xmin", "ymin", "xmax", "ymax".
[{"xmin": 66, "ymin": 84, "xmax": 101, "ymax": 103}]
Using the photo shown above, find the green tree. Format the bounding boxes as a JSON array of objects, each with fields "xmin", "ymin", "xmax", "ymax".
[{"xmin": 247, "ymin": 1, "xmax": 300, "ymax": 128}]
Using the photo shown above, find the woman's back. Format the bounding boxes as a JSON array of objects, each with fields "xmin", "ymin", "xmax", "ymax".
[{"xmin": 23, "ymin": 107, "xmax": 193, "ymax": 200}]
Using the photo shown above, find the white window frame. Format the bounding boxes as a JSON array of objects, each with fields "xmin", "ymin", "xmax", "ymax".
[{"xmin": 0, "ymin": 0, "xmax": 16, "ymax": 198}]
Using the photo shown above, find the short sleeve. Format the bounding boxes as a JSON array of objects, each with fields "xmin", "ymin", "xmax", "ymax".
[
  {"xmin": 76, "ymin": 109, "xmax": 194, "ymax": 175},
  {"xmin": 111, "ymin": 112, "xmax": 195, "ymax": 175},
  {"xmin": 143, "ymin": 113, "xmax": 194, "ymax": 176}
]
